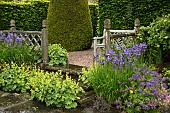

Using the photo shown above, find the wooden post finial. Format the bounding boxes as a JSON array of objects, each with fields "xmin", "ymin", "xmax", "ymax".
[
  {"xmin": 10, "ymin": 19, "xmax": 15, "ymax": 27},
  {"xmin": 104, "ymin": 19, "xmax": 111, "ymax": 30},
  {"xmin": 135, "ymin": 18, "xmax": 140, "ymax": 34},
  {"xmin": 42, "ymin": 19, "xmax": 47, "ymax": 28},
  {"xmin": 135, "ymin": 18, "xmax": 140, "ymax": 27}
]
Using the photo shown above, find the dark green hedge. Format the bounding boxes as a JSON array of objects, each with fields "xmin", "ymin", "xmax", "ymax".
[
  {"xmin": 0, "ymin": 1, "xmax": 98, "ymax": 37},
  {"xmin": 0, "ymin": 1, "xmax": 49, "ymax": 30},
  {"xmin": 98, "ymin": 0, "xmax": 170, "ymax": 35},
  {"xmin": 89, "ymin": 4, "xmax": 99, "ymax": 37}
]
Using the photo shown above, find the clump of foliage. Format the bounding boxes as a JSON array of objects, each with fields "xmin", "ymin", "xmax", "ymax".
[
  {"xmin": 29, "ymin": 70, "xmax": 84, "ymax": 109},
  {"xmin": 80, "ymin": 40, "xmax": 170, "ymax": 112},
  {"xmin": 137, "ymin": 14, "xmax": 170, "ymax": 64},
  {"xmin": 80, "ymin": 42, "xmax": 147, "ymax": 102},
  {"xmin": 115, "ymin": 66, "xmax": 170, "ymax": 113},
  {"xmin": 48, "ymin": 44, "xmax": 68, "ymax": 66},
  {"xmin": 0, "ymin": 62, "xmax": 84, "ymax": 109},
  {"xmin": 47, "ymin": 0, "xmax": 93, "ymax": 51},
  {"xmin": 0, "ymin": 62, "xmax": 32, "ymax": 92},
  {"xmin": 0, "ymin": 32, "xmax": 38, "ymax": 65}
]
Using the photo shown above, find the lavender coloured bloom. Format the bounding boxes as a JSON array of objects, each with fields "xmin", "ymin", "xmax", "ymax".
[
  {"xmin": 139, "ymin": 82, "xmax": 145, "ymax": 86},
  {"xmin": 138, "ymin": 89, "xmax": 142, "ymax": 93},
  {"xmin": 144, "ymin": 70, "xmax": 149, "ymax": 75},
  {"xmin": 99, "ymin": 60, "xmax": 105, "ymax": 65},
  {"xmin": 163, "ymin": 83, "xmax": 168, "ymax": 89},
  {"xmin": 120, "ymin": 89, "xmax": 129, "ymax": 93},
  {"xmin": 144, "ymin": 92, "xmax": 148, "ymax": 96},
  {"xmin": 131, "ymin": 74, "xmax": 141, "ymax": 79},
  {"xmin": 162, "ymin": 77, "xmax": 167, "ymax": 81},
  {"xmin": 152, "ymin": 88, "xmax": 156, "ymax": 93},
  {"xmin": 163, "ymin": 95, "xmax": 166, "ymax": 100},
  {"xmin": 146, "ymin": 82, "xmax": 154, "ymax": 87},
  {"xmin": 150, "ymin": 70, "xmax": 159, "ymax": 76},
  {"xmin": 106, "ymin": 55, "xmax": 112, "ymax": 62},
  {"xmin": 16, "ymin": 37, "xmax": 23, "ymax": 43}
]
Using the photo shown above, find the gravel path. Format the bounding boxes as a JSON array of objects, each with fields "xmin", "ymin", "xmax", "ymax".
[{"xmin": 68, "ymin": 47, "xmax": 94, "ymax": 67}]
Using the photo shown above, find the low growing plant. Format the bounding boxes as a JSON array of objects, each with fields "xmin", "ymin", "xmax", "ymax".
[
  {"xmin": 115, "ymin": 66, "xmax": 170, "ymax": 113},
  {"xmin": 0, "ymin": 62, "xmax": 32, "ymax": 92},
  {"xmin": 29, "ymin": 70, "xmax": 84, "ymax": 109}
]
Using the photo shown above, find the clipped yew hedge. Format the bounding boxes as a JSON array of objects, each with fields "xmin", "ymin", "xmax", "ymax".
[
  {"xmin": 98, "ymin": 0, "xmax": 170, "ymax": 35},
  {"xmin": 47, "ymin": 0, "xmax": 93, "ymax": 51}
]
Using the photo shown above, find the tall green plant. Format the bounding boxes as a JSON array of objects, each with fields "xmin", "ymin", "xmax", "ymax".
[
  {"xmin": 0, "ymin": 32, "xmax": 38, "ymax": 65},
  {"xmin": 80, "ymin": 42, "xmax": 147, "ymax": 102}
]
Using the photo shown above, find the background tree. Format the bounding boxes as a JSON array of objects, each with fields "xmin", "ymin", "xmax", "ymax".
[{"xmin": 47, "ymin": 0, "xmax": 93, "ymax": 51}]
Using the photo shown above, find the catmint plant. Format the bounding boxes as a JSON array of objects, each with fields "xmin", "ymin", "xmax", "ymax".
[{"xmin": 0, "ymin": 31, "xmax": 37, "ymax": 65}]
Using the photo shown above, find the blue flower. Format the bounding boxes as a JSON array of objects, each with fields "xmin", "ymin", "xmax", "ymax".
[
  {"xmin": 146, "ymin": 82, "xmax": 154, "ymax": 87},
  {"xmin": 163, "ymin": 83, "xmax": 168, "ymax": 89},
  {"xmin": 162, "ymin": 77, "xmax": 167, "ymax": 81},
  {"xmin": 144, "ymin": 92, "xmax": 148, "ymax": 96},
  {"xmin": 151, "ymin": 88, "xmax": 156, "ymax": 93},
  {"xmin": 138, "ymin": 89, "xmax": 142, "ymax": 93},
  {"xmin": 131, "ymin": 74, "xmax": 141, "ymax": 79}
]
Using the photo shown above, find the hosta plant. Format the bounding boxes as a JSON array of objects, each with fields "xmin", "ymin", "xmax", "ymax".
[{"xmin": 48, "ymin": 44, "xmax": 68, "ymax": 66}]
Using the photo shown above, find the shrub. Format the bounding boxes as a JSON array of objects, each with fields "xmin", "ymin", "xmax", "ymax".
[
  {"xmin": 80, "ymin": 42, "xmax": 147, "ymax": 102},
  {"xmin": 29, "ymin": 70, "xmax": 84, "ymax": 109},
  {"xmin": 47, "ymin": 0, "xmax": 93, "ymax": 51},
  {"xmin": 0, "ymin": 32, "xmax": 38, "ymax": 65},
  {"xmin": 48, "ymin": 44, "xmax": 68, "ymax": 66},
  {"xmin": 0, "ymin": 62, "xmax": 32, "ymax": 93},
  {"xmin": 137, "ymin": 14, "xmax": 170, "ymax": 64}
]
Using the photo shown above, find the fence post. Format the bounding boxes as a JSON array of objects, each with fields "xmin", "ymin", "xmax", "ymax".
[
  {"xmin": 104, "ymin": 19, "xmax": 111, "ymax": 56},
  {"xmin": 41, "ymin": 19, "xmax": 48, "ymax": 67},
  {"xmin": 134, "ymin": 18, "xmax": 140, "ymax": 34},
  {"xmin": 10, "ymin": 19, "xmax": 16, "ymax": 32}
]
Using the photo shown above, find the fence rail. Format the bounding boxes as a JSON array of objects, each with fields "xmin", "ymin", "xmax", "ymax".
[
  {"xmin": 0, "ymin": 19, "xmax": 48, "ymax": 65},
  {"xmin": 93, "ymin": 18, "xmax": 140, "ymax": 56}
]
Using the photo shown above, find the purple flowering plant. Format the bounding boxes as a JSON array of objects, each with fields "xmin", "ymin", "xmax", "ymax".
[
  {"xmin": 115, "ymin": 66, "xmax": 170, "ymax": 113},
  {"xmin": 80, "ymin": 42, "xmax": 148, "ymax": 102},
  {"xmin": 0, "ymin": 31, "xmax": 37, "ymax": 65}
]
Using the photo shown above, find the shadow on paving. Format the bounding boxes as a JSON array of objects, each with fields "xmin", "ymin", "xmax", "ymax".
[{"xmin": 0, "ymin": 91, "xmax": 120, "ymax": 113}]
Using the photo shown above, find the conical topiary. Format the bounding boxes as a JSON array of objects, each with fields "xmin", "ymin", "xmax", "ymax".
[{"xmin": 47, "ymin": 0, "xmax": 93, "ymax": 51}]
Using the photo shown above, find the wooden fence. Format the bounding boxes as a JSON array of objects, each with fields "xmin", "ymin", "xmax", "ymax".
[
  {"xmin": 93, "ymin": 18, "xmax": 140, "ymax": 56},
  {"xmin": 0, "ymin": 19, "xmax": 48, "ymax": 65}
]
